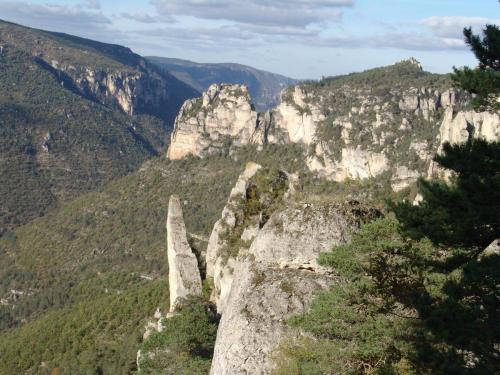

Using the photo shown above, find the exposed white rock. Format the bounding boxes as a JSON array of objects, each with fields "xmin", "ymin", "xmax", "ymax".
[
  {"xmin": 206, "ymin": 162, "xmax": 262, "ymax": 312},
  {"xmin": 167, "ymin": 84, "xmax": 260, "ymax": 160},
  {"xmin": 210, "ymin": 260, "xmax": 334, "ymax": 375},
  {"xmin": 479, "ymin": 239, "xmax": 500, "ymax": 260},
  {"xmin": 428, "ymin": 108, "xmax": 500, "ymax": 178},
  {"xmin": 391, "ymin": 166, "xmax": 420, "ymax": 192},
  {"xmin": 209, "ymin": 202, "xmax": 375, "ymax": 375},
  {"xmin": 206, "ymin": 162, "xmax": 262, "ymax": 278},
  {"xmin": 249, "ymin": 203, "xmax": 354, "ymax": 269},
  {"xmin": 410, "ymin": 141, "xmax": 431, "ymax": 161},
  {"xmin": 438, "ymin": 107, "xmax": 499, "ymax": 147},
  {"xmin": 440, "ymin": 89, "xmax": 460, "ymax": 108},
  {"xmin": 166, "ymin": 195, "xmax": 202, "ymax": 313},
  {"xmin": 143, "ymin": 308, "xmax": 164, "ymax": 340},
  {"xmin": 167, "ymin": 76, "xmax": 498, "ymax": 191},
  {"xmin": 413, "ymin": 193, "xmax": 424, "ymax": 206},
  {"xmin": 272, "ymin": 87, "xmax": 325, "ymax": 145},
  {"xmin": 399, "ymin": 88, "xmax": 420, "ymax": 111},
  {"xmin": 77, "ymin": 67, "xmax": 168, "ymax": 116},
  {"xmin": 307, "ymin": 145, "xmax": 389, "ymax": 182}
]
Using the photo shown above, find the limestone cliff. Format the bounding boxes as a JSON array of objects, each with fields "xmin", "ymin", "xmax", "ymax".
[
  {"xmin": 167, "ymin": 84, "xmax": 263, "ymax": 160},
  {"xmin": 166, "ymin": 195, "xmax": 202, "ymax": 313},
  {"xmin": 167, "ymin": 60, "xmax": 500, "ymax": 192},
  {"xmin": 0, "ymin": 20, "xmax": 197, "ymax": 124},
  {"xmin": 205, "ymin": 162, "xmax": 262, "ymax": 313},
  {"xmin": 205, "ymin": 168, "xmax": 380, "ymax": 374}
]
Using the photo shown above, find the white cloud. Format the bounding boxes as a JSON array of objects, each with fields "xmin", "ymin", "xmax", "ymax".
[
  {"xmin": 419, "ymin": 16, "xmax": 500, "ymax": 38},
  {"xmin": 151, "ymin": 0, "xmax": 351, "ymax": 27},
  {"xmin": 0, "ymin": 1, "xmax": 111, "ymax": 32},
  {"xmin": 0, "ymin": 1, "xmax": 136, "ymax": 45},
  {"xmin": 85, "ymin": 0, "xmax": 101, "ymax": 10},
  {"xmin": 117, "ymin": 12, "xmax": 173, "ymax": 24}
]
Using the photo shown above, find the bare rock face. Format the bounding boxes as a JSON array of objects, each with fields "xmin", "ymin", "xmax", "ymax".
[
  {"xmin": 438, "ymin": 107, "xmax": 499, "ymax": 147},
  {"xmin": 167, "ymin": 84, "xmax": 262, "ymax": 160},
  {"xmin": 205, "ymin": 162, "xmax": 262, "ymax": 312},
  {"xmin": 44, "ymin": 55, "xmax": 170, "ymax": 117},
  {"xmin": 205, "ymin": 168, "xmax": 379, "ymax": 374},
  {"xmin": 166, "ymin": 195, "xmax": 202, "ymax": 313},
  {"xmin": 77, "ymin": 68, "xmax": 169, "ymax": 116},
  {"xmin": 479, "ymin": 239, "xmax": 500, "ymax": 260},
  {"xmin": 209, "ymin": 201, "xmax": 377, "ymax": 375},
  {"xmin": 210, "ymin": 260, "xmax": 334, "ymax": 375},
  {"xmin": 206, "ymin": 162, "xmax": 263, "ymax": 277},
  {"xmin": 428, "ymin": 108, "xmax": 500, "ymax": 178},
  {"xmin": 271, "ymin": 86, "xmax": 325, "ymax": 145},
  {"xmin": 307, "ymin": 145, "xmax": 389, "ymax": 181},
  {"xmin": 391, "ymin": 166, "xmax": 420, "ymax": 192}
]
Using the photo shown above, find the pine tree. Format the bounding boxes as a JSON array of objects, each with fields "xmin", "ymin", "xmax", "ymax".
[
  {"xmin": 394, "ymin": 139, "xmax": 500, "ymax": 251},
  {"xmin": 452, "ymin": 24, "xmax": 500, "ymax": 111}
]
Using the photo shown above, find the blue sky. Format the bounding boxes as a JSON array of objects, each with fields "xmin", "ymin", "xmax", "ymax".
[{"xmin": 0, "ymin": 0, "xmax": 498, "ymax": 78}]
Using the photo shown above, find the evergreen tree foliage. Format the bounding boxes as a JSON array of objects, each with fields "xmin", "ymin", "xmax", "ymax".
[
  {"xmin": 452, "ymin": 24, "xmax": 500, "ymax": 110},
  {"xmin": 139, "ymin": 297, "xmax": 219, "ymax": 375},
  {"xmin": 394, "ymin": 139, "xmax": 500, "ymax": 251},
  {"xmin": 391, "ymin": 138, "xmax": 500, "ymax": 373}
]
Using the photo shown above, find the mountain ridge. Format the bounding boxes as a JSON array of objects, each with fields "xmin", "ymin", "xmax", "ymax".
[
  {"xmin": 147, "ymin": 56, "xmax": 297, "ymax": 111},
  {"xmin": 0, "ymin": 19, "xmax": 198, "ymax": 233}
]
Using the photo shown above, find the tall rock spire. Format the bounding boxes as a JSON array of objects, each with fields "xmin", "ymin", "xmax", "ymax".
[{"xmin": 166, "ymin": 195, "xmax": 202, "ymax": 313}]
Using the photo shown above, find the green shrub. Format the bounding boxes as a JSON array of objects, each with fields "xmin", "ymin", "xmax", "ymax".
[{"xmin": 139, "ymin": 297, "xmax": 218, "ymax": 375}]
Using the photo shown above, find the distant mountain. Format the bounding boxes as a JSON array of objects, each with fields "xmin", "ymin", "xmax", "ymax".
[
  {"xmin": 0, "ymin": 20, "xmax": 198, "ymax": 233},
  {"xmin": 147, "ymin": 56, "xmax": 297, "ymax": 111}
]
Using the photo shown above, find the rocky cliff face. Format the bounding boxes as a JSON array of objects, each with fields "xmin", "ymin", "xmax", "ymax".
[
  {"xmin": 167, "ymin": 60, "xmax": 500, "ymax": 192},
  {"xmin": 205, "ymin": 162, "xmax": 262, "ymax": 312},
  {"xmin": 0, "ymin": 20, "xmax": 198, "ymax": 124},
  {"xmin": 204, "ymin": 166, "xmax": 379, "ymax": 374},
  {"xmin": 167, "ymin": 84, "xmax": 263, "ymax": 159},
  {"xmin": 152, "ymin": 60, "xmax": 500, "ymax": 374},
  {"xmin": 59, "ymin": 64, "xmax": 168, "ymax": 116}
]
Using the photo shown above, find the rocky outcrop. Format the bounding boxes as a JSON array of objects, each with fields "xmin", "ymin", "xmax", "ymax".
[
  {"xmin": 40, "ymin": 54, "xmax": 173, "ymax": 118},
  {"xmin": 203, "ymin": 161, "xmax": 381, "ymax": 374},
  {"xmin": 479, "ymin": 239, "xmax": 500, "ymax": 260},
  {"xmin": 391, "ymin": 166, "xmax": 420, "ymax": 192},
  {"xmin": 166, "ymin": 195, "xmax": 202, "ymax": 313},
  {"xmin": 438, "ymin": 107, "xmax": 499, "ymax": 147},
  {"xmin": 210, "ymin": 260, "xmax": 334, "ymax": 375},
  {"xmin": 0, "ymin": 20, "xmax": 197, "ymax": 122},
  {"xmin": 209, "ymin": 199, "xmax": 379, "ymax": 375},
  {"xmin": 271, "ymin": 86, "xmax": 325, "ymax": 145},
  {"xmin": 167, "ymin": 84, "xmax": 262, "ymax": 160},
  {"xmin": 428, "ymin": 108, "xmax": 500, "ymax": 178},
  {"xmin": 167, "ymin": 60, "xmax": 500, "ymax": 193},
  {"xmin": 307, "ymin": 144, "xmax": 389, "ymax": 181},
  {"xmin": 206, "ymin": 162, "xmax": 262, "ymax": 312},
  {"xmin": 74, "ymin": 67, "xmax": 168, "ymax": 116}
]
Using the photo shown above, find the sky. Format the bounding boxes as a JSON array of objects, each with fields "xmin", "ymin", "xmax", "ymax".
[{"xmin": 0, "ymin": 0, "xmax": 499, "ymax": 79}]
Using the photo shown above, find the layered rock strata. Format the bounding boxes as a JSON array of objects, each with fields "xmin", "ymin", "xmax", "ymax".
[{"xmin": 166, "ymin": 195, "xmax": 202, "ymax": 313}]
